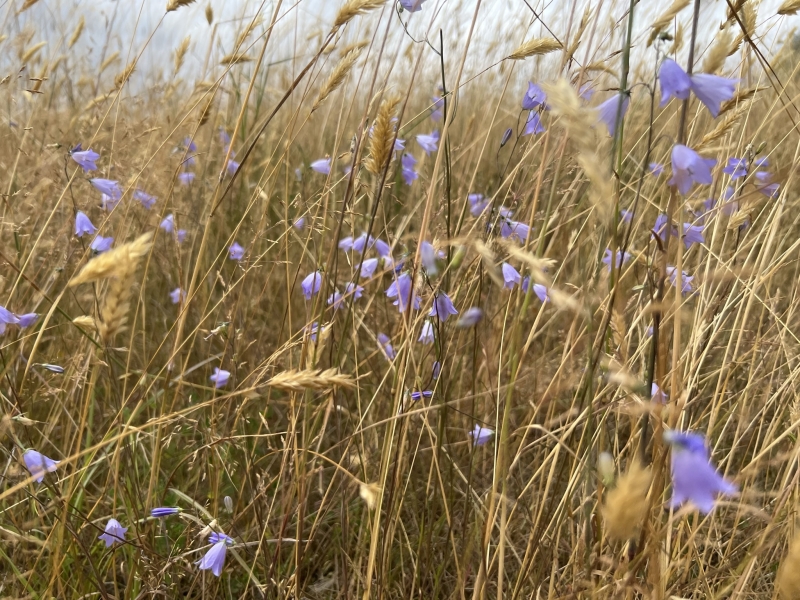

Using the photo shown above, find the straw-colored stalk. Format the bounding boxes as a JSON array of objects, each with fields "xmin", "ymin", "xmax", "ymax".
[
  {"xmin": 235, "ymin": 16, "xmax": 263, "ymax": 51},
  {"xmin": 507, "ymin": 38, "xmax": 561, "ymax": 60},
  {"xmin": 602, "ymin": 460, "xmax": 652, "ymax": 541},
  {"xmin": 166, "ymin": 0, "xmax": 197, "ymax": 12},
  {"xmin": 333, "ymin": 0, "xmax": 387, "ymax": 30},
  {"xmin": 565, "ymin": 7, "xmax": 591, "ymax": 63},
  {"xmin": 647, "ymin": 0, "xmax": 691, "ymax": 46},
  {"xmin": 312, "ymin": 48, "xmax": 362, "ymax": 113},
  {"xmin": 364, "ymin": 95, "xmax": 400, "ymax": 175},
  {"xmin": 267, "ymin": 368, "xmax": 356, "ymax": 392}
]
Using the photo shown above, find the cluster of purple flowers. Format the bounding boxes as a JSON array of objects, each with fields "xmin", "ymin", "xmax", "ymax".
[{"xmin": 0, "ymin": 306, "xmax": 38, "ymax": 335}]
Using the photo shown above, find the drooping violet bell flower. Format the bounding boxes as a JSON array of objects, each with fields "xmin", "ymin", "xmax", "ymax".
[
  {"xmin": 377, "ymin": 332, "xmax": 395, "ymax": 360},
  {"xmin": 17, "ymin": 313, "xmax": 38, "ymax": 328},
  {"xmin": 755, "ymin": 171, "xmax": 780, "ymax": 198},
  {"xmin": 469, "ymin": 193, "xmax": 489, "ymax": 217},
  {"xmin": 602, "ymin": 248, "xmax": 632, "ymax": 272},
  {"xmin": 394, "ymin": 138, "xmax": 406, "ymax": 152},
  {"xmin": 689, "ymin": 74, "xmax": 737, "ymax": 118},
  {"xmin": 293, "ymin": 217, "xmax": 305, "ymax": 230},
  {"xmin": 219, "ymin": 126, "xmax": 231, "ymax": 148},
  {"xmin": 134, "ymin": 189, "xmax": 157, "ymax": 209},
  {"xmin": 658, "ymin": 58, "xmax": 692, "ymax": 107},
  {"xmin": 178, "ymin": 172, "xmax": 195, "ymax": 185},
  {"xmin": 401, "ymin": 153, "xmax": 418, "ymax": 185},
  {"xmin": 620, "ymin": 209, "xmax": 634, "ymax": 223},
  {"xmin": 500, "ymin": 219, "xmax": 531, "ymax": 242},
  {"xmin": 169, "ymin": 287, "xmax": 185, "ymax": 304},
  {"xmin": 177, "ymin": 229, "xmax": 187, "ymax": 243},
  {"xmin": 666, "ymin": 265, "xmax": 694, "ymax": 295},
  {"xmin": 597, "ymin": 93, "xmax": 630, "ymax": 136},
  {"xmin": 651, "ymin": 382, "xmax": 668, "ymax": 403},
  {"xmin": 70, "ymin": 147, "xmax": 100, "ymax": 172},
  {"xmin": 399, "ymin": 0, "xmax": 429, "ymax": 13},
  {"xmin": 98, "ymin": 518, "xmax": 128, "ymax": 547},
  {"xmin": 432, "ymin": 361, "xmax": 441, "ymax": 379},
  {"xmin": 90, "ymin": 178, "xmax": 121, "ymax": 200},
  {"xmin": 160, "ymin": 214, "xmax": 175, "ymax": 234},
  {"xmin": 310, "ymin": 158, "xmax": 331, "ymax": 175},
  {"xmin": 344, "ymin": 282, "xmax": 363, "ymax": 301},
  {"xmin": 210, "ymin": 367, "xmax": 230, "ymax": 388},
  {"xmin": 150, "ymin": 507, "xmax": 181, "ymax": 518},
  {"xmin": 522, "ymin": 81, "xmax": 547, "ymax": 110},
  {"xmin": 226, "ymin": 159, "xmax": 239, "ymax": 176},
  {"xmin": 418, "ymin": 320, "xmax": 435, "ymax": 344},
  {"xmin": 0, "ymin": 306, "xmax": 20, "ymax": 335},
  {"xmin": 374, "ymin": 239, "xmax": 391, "ymax": 259},
  {"xmin": 301, "ymin": 271, "xmax": 323, "ymax": 300},
  {"xmin": 352, "ymin": 233, "xmax": 376, "ymax": 254},
  {"xmin": 430, "ymin": 94, "xmax": 444, "ymax": 121},
  {"xmin": 500, "ymin": 127, "xmax": 513, "ymax": 147},
  {"xmin": 682, "ymin": 223, "xmax": 705, "ymax": 248},
  {"xmin": 669, "ymin": 144, "xmax": 716, "ymax": 195},
  {"xmin": 653, "ymin": 213, "xmax": 678, "ymax": 241},
  {"xmin": 649, "ymin": 162, "xmax": 665, "ymax": 176},
  {"xmin": 523, "ymin": 111, "xmax": 545, "ymax": 136},
  {"xmin": 521, "ymin": 277, "xmax": 549, "ymax": 302},
  {"xmin": 386, "ymin": 272, "xmax": 420, "ymax": 312},
  {"xmin": 723, "ymin": 157, "xmax": 749, "ymax": 180},
  {"xmin": 327, "ymin": 290, "xmax": 344, "ymax": 311},
  {"xmin": 578, "ymin": 83, "xmax": 594, "ymax": 101},
  {"xmin": 101, "ymin": 193, "xmax": 119, "ymax": 212},
  {"xmin": 23, "ymin": 449, "xmax": 59, "ymax": 483},
  {"xmin": 75, "ymin": 211, "xmax": 97, "ymax": 237},
  {"xmin": 429, "ymin": 291, "xmax": 458, "ymax": 322},
  {"xmin": 416, "ymin": 130, "xmax": 439, "ymax": 155},
  {"xmin": 470, "ymin": 425, "xmax": 494, "ymax": 447},
  {"xmin": 338, "ymin": 236, "xmax": 354, "ymax": 251},
  {"xmin": 420, "ymin": 241, "xmax": 441, "ymax": 275},
  {"xmin": 360, "ymin": 258, "xmax": 379, "ymax": 278},
  {"xmin": 663, "ymin": 430, "xmax": 737, "ymax": 514},
  {"xmin": 457, "ymin": 307, "xmax": 483, "ymax": 328},
  {"xmin": 501, "ymin": 263, "xmax": 521, "ymax": 289},
  {"xmin": 229, "ymin": 242, "xmax": 244, "ymax": 261},
  {"xmin": 90, "ymin": 235, "xmax": 114, "ymax": 253}
]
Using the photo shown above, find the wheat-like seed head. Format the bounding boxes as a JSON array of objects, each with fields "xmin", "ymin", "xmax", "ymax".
[
  {"xmin": 68, "ymin": 17, "xmax": 85, "ymax": 49},
  {"xmin": 205, "ymin": 3, "xmax": 213, "ymax": 24},
  {"xmin": 19, "ymin": 0, "xmax": 41, "ymax": 13},
  {"xmin": 647, "ymin": 0, "xmax": 691, "ymax": 46},
  {"xmin": 235, "ymin": 16, "xmax": 263, "ymax": 51},
  {"xmin": 174, "ymin": 37, "xmax": 191, "ymax": 74},
  {"xmin": 364, "ymin": 95, "xmax": 400, "ymax": 175},
  {"xmin": 21, "ymin": 41, "xmax": 46, "ymax": 64},
  {"xmin": 703, "ymin": 29, "xmax": 733, "ymax": 74},
  {"xmin": 696, "ymin": 103, "xmax": 749, "ymax": 151},
  {"xmin": 114, "ymin": 61, "xmax": 136, "ymax": 90},
  {"xmin": 166, "ymin": 0, "xmax": 197, "ymax": 12},
  {"xmin": 779, "ymin": 0, "xmax": 800, "ymax": 15},
  {"xmin": 220, "ymin": 53, "xmax": 253, "ymax": 66},
  {"xmin": 507, "ymin": 38, "xmax": 561, "ymax": 60},
  {"xmin": 602, "ymin": 460, "xmax": 651, "ymax": 541},
  {"xmin": 719, "ymin": 86, "xmax": 764, "ymax": 115},
  {"xmin": 359, "ymin": 482, "xmax": 381, "ymax": 509},
  {"xmin": 777, "ymin": 533, "xmax": 800, "ymax": 598},
  {"xmin": 333, "ymin": 0, "xmax": 387, "ymax": 30},
  {"xmin": 266, "ymin": 368, "xmax": 356, "ymax": 392},
  {"xmin": 312, "ymin": 48, "xmax": 362, "ymax": 113},
  {"xmin": 70, "ymin": 232, "xmax": 153, "ymax": 287}
]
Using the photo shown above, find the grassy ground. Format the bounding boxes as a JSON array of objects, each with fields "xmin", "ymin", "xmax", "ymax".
[{"xmin": 3, "ymin": 0, "xmax": 800, "ymax": 597}]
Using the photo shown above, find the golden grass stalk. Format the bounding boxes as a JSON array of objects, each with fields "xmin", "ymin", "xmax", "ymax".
[
  {"xmin": 724, "ymin": 0, "xmax": 747, "ymax": 27},
  {"xmin": 333, "ymin": 0, "xmax": 387, "ymax": 30},
  {"xmin": 312, "ymin": 48, "xmax": 362, "ymax": 113},
  {"xmin": 507, "ymin": 38, "xmax": 561, "ymax": 60},
  {"xmin": 166, "ymin": 0, "xmax": 197, "ymax": 12},
  {"xmin": 364, "ymin": 95, "xmax": 400, "ymax": 175},
  {"xmin": 114, "ymin": 61, "xmax": 136, "ymax": 90},
  {"xmin": 69, "ymin": 16, "xmax": 84, "ymax": 48},
  {"xmin": 778, "ymin": 0, "xmax": 800, "ymax": 15},
  {"xmin": 235, "ymin": 16, "xmax": 263, "ymax": 51},
  {"xmin": 21, "ymin": 41, "xmax": 46, "ymax": 63},
  {"xmin": 602, "ymin": 460, "xmax": 651, "ymax": 541},
  {"xmin": 565, "ymin": 7, "xmax": 591, "ymax": 63},
  {"xmin": 267, "ymin": 368, "xmax": 356, "ymax": 392},
  {"xmin": 777, "ymin": 534, "xmax": 800, "ymax": 598},
  {"xmin": 647, "ymin": 0, "xmax": 690, "ymax": 46},
  {"xmin": 220, "ymin": 53, "xmax": 253, "ymax": 66},
  {"xmin": 205, "ymin": 3, "xmax": 213, "ymax": 24},
  {"xmin": 719, "ymin": 86, "xmax": 764, "ymax": 115},
  {"xmin": 174, "ymin": 36, "xmax": 191, "ymax": 74},
  {"xmin": 99, "ymin": 52, "xmax": 120, "ymax": 73},
  {"xmin": 695, "ymin": 103, "xmax": 749, "ymax": 151},
  {"xmin": 70, "ymin": 232, "xmax": 153, "ymax": 287}
]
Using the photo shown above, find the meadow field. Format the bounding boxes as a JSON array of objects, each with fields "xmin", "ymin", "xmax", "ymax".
[{"xmin": 4, "ymin": 0, "xmax": 800, "ymax": 597}]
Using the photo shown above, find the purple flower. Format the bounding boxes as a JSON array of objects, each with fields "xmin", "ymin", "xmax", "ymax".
[
  {"xmin": 338, "ymin": 237, "xmax": 354, "ymax": 251},
  {"xmin": 669, "ymin": 144, "xmax": 715, "ymax": 195},
  {"xmin": 177, "ymin": 229, "xmax": 187, "ymax": 243},
  {"xmin": 374, "ymin": 239, "xmax": 391, "ymax": 258},
  {"xmin": 666, "ymin": 265, "xmax": 694, "ymax": 295},
  {"xmin": 502, "ymin": 263, "xmax": 521, "ymax": 289},
  {"xmin": 651, "ymin": 382, "xmax": 668, "ymax": 403},
  {"xmin": 522, "ymin": 81, "xmax": 547, "ymax": 110},
  {"xmin": 393, "ymin": 137, "xmax": 406, "ymax": 152},
  {"xmin": 401, "ymin": 153, "xmax": 418, "ymax": 185},
  {"xmin": 430, "ymin": 95, "xmax": 444, "ymax": 121},
  {"xmin": 649, "ymin": 162, "xmax": 664, "ymax": 176},
  {"xmin": 17, "ymin": 313, "xmax": 38, "ymax": 328},
  {"xmin": 523, "ymin": 111, "xmax": 545, "ymax": 136},
  {"xmin": 75, "ymin": 211, "xmax": 97, "ymax": 237},
  {"xmin": 500, "ymin": 127, "xmax": 513, "ymax": 147},
  {"xmin": 90, "ymin": 178, "xmax": 121, "ymax": 200},
  {"xmin": 432, "ymin": 361, "xmax": 441, "ymax": 379},
  {"xmin": 311, "ymin": 158, "xmax": 331, "ymax": 175},
  {"xmin": 723, "ymin": 157, "xmax": 749, "ymax": 179},
  {"xmin": 226, "ymin": 159, "xmax": 239, "ymax": 176},
  {"xmin": 196, "ymin": 538, "xmax": 230, "ymax": 577},
  {"xmin": 377, "ymin": 332, "xmax": 395, "ymax": 360},
  {"xmin": 620, "ymin": 209, "xmax": 634, "ymax": 223},
  {"xmin": 327, "ymin": 290, "xmax": 344, "ymax": 310},
  {"xmin": 420, "ymin": 241, "xmax": 442, "ymax": 274},
  {"xmin": 522, "ymin": 277, "xmax": 549, "ymax": 302},
  {"xmin": 98, "ymin": 518, "xmax": 128, "ymax": 547},
  {"xmin": 183, "ymin": 136, "xmax": 197, "ymax": 153},
  {"xmin": 690, "ymin": 74, "xmax": 737, "ymax": 118},
  {"xmin": 457, "ymin": 306, "xmax": 483, "ymax": 327},
  {"xmin": 210, "ymin": 367, "xmax": 230, "ymax": 388},
  {"xmin": 345, "ymin": 282, "xmax": 363, "ymax": 300},
  {"xmin": 469, "ymin": 193, "xmax": 489, "ymax": 217},
  {"xmin": 755, "ymin": 171, "xmax": 779, "ymax": 198},
  {"xmin": 0, "ymin": 306, "xmax": 19, "ymax": 328},
  {"xmin": 429, "ymin": 291, "xmax": 458, "ymax": 322},
  {"xmin": 386, "ymin": 272, "xmax": 420, "ymax": 312},
  {"xmin": 418, "ymin": 321, "xmax": 435, "ymax": 344},
  {"xmin": 409, "ymin": 389, "xmax": 434, "ymax": 402},
  {"xmin": 301, "ymin": 271, "xmax": 323, "ymax": 300},
  {"xmin": 71, "ymin": 148, "xmax": 100, "ymax": 172},
  {"xmin": 352, "ymin": 233, "xmax": 376, "ymax": 254},
  {"xmin": 470, "ymin": 425, "xmax": 494, "ymax": 447},
  {"xmin": 416, "ymin": 130, "xmax": 439, "ymax": 155},
  {"xmin": 219, "ymin": 127, "xmax": 231, "ymax": 147},
  {"xmin": 101, "ymin": 193, "xmax": 120, "ymax": 212},
  {"xmin": 664, "ymin": 430, "xmax": 736, "ymax": 514},
  {"xmin": 597, "ymin": 94, "xmax": 630, "ymax": 136},
  {"xmin": 134, "ymin": 189, "xmax": 156, "ymax": 209},
  {"xmin": 579, "ymin": 83, "xmax": 594, "ymax": 101},
  {"xmin": 160, "ymin": 214, "xmax": 175, "ymax": 234},
  {"xmin": 90, "ymin": 235, "xmax": 114, "ymax": 253},
  {"xmin": 229, "ymin": 242, "xmax": 245, "ymax": 261},
  {"xmin": 500, "ymin": 219, "xmax": 531, "ymax": 242},
  {"xmin": 293, "ymin": 217, "xmax": 306, "ymax": 230},
  {"xmin": 682, "ymin": 223, "xmax": 705, "ymax": 248},
  {"xmin": 178, "ymin": 172, "xmax": 195, "ymax": 185},
  {"xmin": 209, "ymin": 532, "xmax": 233, "ymax": 545},
  {"xmin": 169, "ymin": 287, "xmax": 185, "ymax": 304},
  {"xmin": 360, "ymin": 257, "xmax": 379, "ymax": 278},
  {"xmin": 305, "ymin": 321, "xmax": 322, "ymax": 342},
  {"xmin": 602, "ymin": 248, "xmax": 632, "ymax": 271},
  {"xmin": 23, "ymin": 449, "xmax": 59, "ymax": 483},
  {"xmin": 653, "ymin": 213, "xmax": 678, "ymax": 240},
  {"xmin": 659, "ymin": 58, "xmax": 692, "ymax": 107},
  {"xmin": 399, "ymin": 0, "xmax": 429, "ymax": 12},
  {"xmin": 150, "ymin": 507, "xmax": 181, "ymax": 518}
]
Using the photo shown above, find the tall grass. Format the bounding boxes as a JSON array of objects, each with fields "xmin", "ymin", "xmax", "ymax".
[{"xmin": 2, "ymin": 0, "xmax": 800, "ymax": 597}]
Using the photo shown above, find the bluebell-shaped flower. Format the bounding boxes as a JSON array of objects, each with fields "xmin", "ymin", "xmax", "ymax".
[
  {"xmin": 385, "ymin": 273, "xmax": 420, "ymax": 312},
  {"xmin": 229, "ymin": 242, "xmax": 244, "ymax": 261},
  {"xmin": 521, "ymin": 277, "xmax": 549, "ymax": 302},
  {"xmin": 150, "ymin": 507, "xmax": 181, "ymax": 518},
  {"xmin": 23, "ymin": 449, "xmax": 59, "ymax": 483},
  {"xmin": 301, "ymin": 271, "xmax": 323, "ymax": 300},
  {"xmin": 134, "ymin": 189, "xmax": 157, "ymax": 209},
  {"xmin": 523, "ymin": 111, "xmax": 545, "ymax": 136},
  {"xmin": 500, "ymin": 128, "xmax": 513, "ymax": 147},
  {"xmin": 99, "ymin": 518, "xmax": 128, "ymax": 547},
  {"xmin": 178, "ymin": 172, "xmax": 195, "ymax": 185},
  {"xmin": 360, "ymin": 258, "xmax": 379, "ymax": 278},
  {"xmin": 210, "ymin": 367, "xmax": 230, "ymax": 388},
  {"xmin": 601, "ymin": 248, "xmax": 632, "ymax": 272},
  {"xmin": 418, "ymin": 320, "xmax": 435, "ymax": 344},
  {"xmin": 597, "ymin": 93, "xmax": 630, "ymax": 136},
  {"xmin": 101, "ymin": 193, "xmax": 120, "ymax": 211},
  {"xmin": 658, "ymin": 58, "xmax": 692, "ymax": 106},
  {"xmin": 399, "ymin": 0, "xmax": 429, "ymax": 12},
  {"xmin": 90, "ymin": 178, "xmax": 121, "ymax": 200},
  {"xmin": 311, "ymin": 158, "xmax": 331, "ymax": 175},
  {"xmin": 469, "ymin": 193, "xmax": 489, "ymax": 217},
  {"xmin": 470, "ymin": 425, "xmax": 493, "ymax": 446},
  {"xmin": 522, "ymin": 82, "xmax": 547, "ymax": 110},
  {"xmin": 669, "ymin": 144, "xmax": 715, "ymax": 195},
  {"xmin": 90, "ymin": 235, "xmax": 114, "ymax": 253},
  {"xmin": 666, "ymin": 265, "xmax": 694, "ymax": 295},
  {"xmin": 429, "ymin": 291, "xmax": 458, "ymax": 322},
  {"xmin": 169, "ymin": 288, "xmax": 185, "ymax": 304},
  {"xmin": 401, "ymin": 153, "xmax": 418, "ymax": 185},
  {"xmin": 17, "ymin": 313, "xmax": 38, "ymax": 328},
  {"xmin": 649, "ymin": 162, "xmax": 664, "ymax": 176},
  {"xmin": 196, "ymin": 534, "xmax": 233, "ymax": 577},
  {"xmin": 501, "ymin": 263, "xmax": 521, "ymax": 289},
  {"xmin": 500, "ymin": 219, "xmax": 531, "ymax": 242},
  {"xmin": 75, "ymin": 211, "xmax": 97, "ymax": 237},
  {"xmin": 689, "ymin": 74, "xmax": 737, "ymax": 118},
  {"xmin": 71, "ymin": 147, "xmax": 100, "ymax": 172},
  {"xmin": 416, "ymin": 131, "xmax": 439, "ymax": 155},
  {"xmin": 160, "ymin": 214, "xmax": 175, "ymax": 234},
  {"xmin": 682, "ymin": 223, "xmax": 705, "ymax": 248},
  {"xmin": 377, "ymin": 332, "xmax": 395, "ymax": 360},
  {"xmin": 457, "ymin": 307, "xmax": 483, "ymax": 327}
]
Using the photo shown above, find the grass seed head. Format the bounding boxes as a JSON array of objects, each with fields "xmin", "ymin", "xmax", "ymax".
[{"xmin": 602, "ymin": 460, "xmax": 651, "ymax": 541}]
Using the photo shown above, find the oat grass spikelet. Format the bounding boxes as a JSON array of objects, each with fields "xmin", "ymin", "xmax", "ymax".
[
  {"xmin": 70, "ymin": 232, "xmax": 153, "ymax": 286},
  {"xmin": 365, "ymin": 95, "xmax": 401, "ymax": 175},
  {"xmin": 777, "ymin": 534, "xmax": 800, "ymax": 598},
  {"xmin": 333, "ymin": 0, "xmax": 387, "ymax": 30},
  {"xmin": 602, "ymin": 460, "xmax": 651, "ymax": 541},
  {"xmin": 267, "ymin": 368, "xmax": 356, "ymax": 392},
  {"xmin": 778, "ymin": 0, "xmax": 800, "ymax": 15},
  {"xmin": 114, "ymin": 61, "xmax": 136, "ymax": 90},
  {"xmin": 647, "ymin": 0, "xmax": 691, "ymax": 46},
  {"xmin": 68, "ymin": 16, "xmax": 84, "ymax": 49},
  {"xmin": 312, "ymin": 48, "xmax": 362, "ymax": 113},
  {"xmin": 174, "ymin": 37, "xmax": 191, "ymax": 73},
  {"xmin": 507, "ymin": 38, "xmax": 561, "ymax": 60},
  {"xmin": 166, "ymin": 0, "xmax": 197, "ymax": 12}
]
